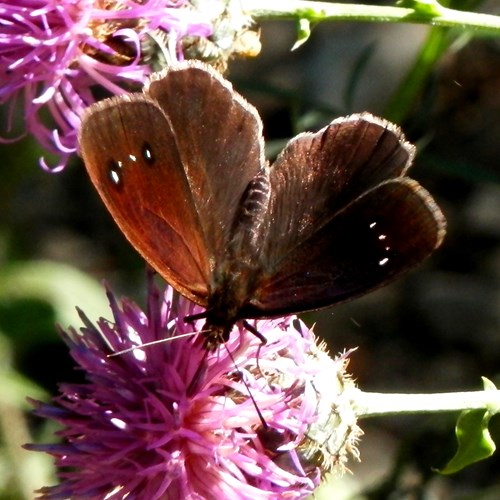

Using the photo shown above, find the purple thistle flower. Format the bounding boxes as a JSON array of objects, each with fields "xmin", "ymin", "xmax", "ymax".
[
  {"xmin": 26, "ymin": 279, "xmax": 361, "ymax": 498},
  {"xmin": 0, "ymin": 0, "xmax": 212, "ymax": 171}
]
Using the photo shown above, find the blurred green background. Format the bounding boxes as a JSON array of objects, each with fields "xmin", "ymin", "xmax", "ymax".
[{"xmin": 1, "ymin": 3, "xmax": 500, "ymax": 498}]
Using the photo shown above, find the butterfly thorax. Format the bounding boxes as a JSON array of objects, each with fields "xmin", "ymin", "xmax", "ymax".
[
  {"xmin": 203, "ymin": 241, "xmax": 266, "ymax": 350},
  {"xmin": 202, "ymin": 169, "xmax": 271, "ymax": 350}
]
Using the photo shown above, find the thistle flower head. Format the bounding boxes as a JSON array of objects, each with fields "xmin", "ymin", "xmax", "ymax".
[
  {"xmin": 27, "ymin": 280, "xmax": 361, "ymax": 498},
  {"xmin": 1, "ymin": 0, "xmax": 240, "ymax": 171}
]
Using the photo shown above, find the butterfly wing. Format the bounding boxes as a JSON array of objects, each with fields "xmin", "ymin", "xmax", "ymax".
[
  {"xmin": 79, "ymin": 95, "xmax": 210, "ymax": 303},
  {"xmin": 79, "ymin": 62, "xmax": 265, "ymax": 304},
  {"xmin": 146, "ymin": 62, "xmax": 266, "ymax": 271},
  {"xmin": 243, "ymin": 114, "xmax": 446, "ymax": 316}
]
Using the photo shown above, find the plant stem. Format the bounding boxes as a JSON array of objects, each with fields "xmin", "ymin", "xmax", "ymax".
[
  {"xmin": 351, "ymin": 388, "xmax": 500, "ymax": 418},
  {"xmin": 244, "ymin": 1, "xmax": 500, "ymax": 37}
]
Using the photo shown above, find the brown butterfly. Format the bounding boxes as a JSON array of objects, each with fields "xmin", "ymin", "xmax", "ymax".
[{"xmin": 78, "ymin": 61, "xmax": 446, "ymax": 350}]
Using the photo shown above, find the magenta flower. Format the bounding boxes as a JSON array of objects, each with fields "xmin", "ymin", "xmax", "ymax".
[
  {"xmin": 26, "ymin": 278, "xmax": 361, "ymax": 498},
  {"xmin": 0, "ymin": 0, "xmax": 212, "ymax": 171}
]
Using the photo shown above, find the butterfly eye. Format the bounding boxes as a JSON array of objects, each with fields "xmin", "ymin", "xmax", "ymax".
[
  {"xmin": 142, "ymin": 142, "xmax": 155, "ymax": 166},
  {"xmin": 108, "ymin": 159, "xmax": 124, "ymax": 188}
]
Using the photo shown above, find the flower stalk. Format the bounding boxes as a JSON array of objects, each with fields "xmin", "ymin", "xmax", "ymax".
[
  {"xmin": 351, "ymin": 382, "xmax": 500, "ymax": 418},
  {"xmin": 243, "ymin": 1, "xmax": 500, "ymax": 37}
]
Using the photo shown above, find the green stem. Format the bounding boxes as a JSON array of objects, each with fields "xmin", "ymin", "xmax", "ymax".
[
  {"xmin": 244, "ymin": 1, "xmax": 500, "ymax": 37},
  {"xmin": 351, "ymin": 388, "xmax": 500, "ymax": 418}
]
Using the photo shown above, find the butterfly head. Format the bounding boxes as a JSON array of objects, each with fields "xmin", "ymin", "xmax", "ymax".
[
  {"xmin": 200, "ymin": 299, "xmax": 241, "ymax": 351},
  {"xmin": 201, "ymin": 323, "xmax": 232, "ymax": 351}
]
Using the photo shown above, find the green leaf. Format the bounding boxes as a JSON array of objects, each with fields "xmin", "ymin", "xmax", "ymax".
[
  {"xmin": 439, "ymin": 379, "xmax": 499, "ymax": 474},
  {"xmin": 292, "ymin": 18, "xmax": 311, "ymax": 51}
]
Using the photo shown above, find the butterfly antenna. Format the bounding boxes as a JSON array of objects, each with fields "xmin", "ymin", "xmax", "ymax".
[
  {"xmin": 222, "ymin": 341, "xmax": 268, "ymax": 430},
  {"xmin": 107, "ymin": 330, "xmax": 200, "ymax": 357}
]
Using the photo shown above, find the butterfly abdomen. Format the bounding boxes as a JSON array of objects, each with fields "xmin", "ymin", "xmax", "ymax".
[
  {"xmin": 229, "ymin": 168, "xmax": 271, "ymax": 257},
  {"xmin": 202, "ymin": 169, "xmax": 273, "ymax": 345}
]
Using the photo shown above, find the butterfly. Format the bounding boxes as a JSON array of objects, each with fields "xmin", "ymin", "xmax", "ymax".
[{"xmin": 79, "ymin": 61, "xmax": 446, "ymax": 350}]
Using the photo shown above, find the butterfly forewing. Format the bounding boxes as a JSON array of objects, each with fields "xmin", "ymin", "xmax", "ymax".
[
  {"xmin": 79, "ymin": 95, "xmax": 211, "ymax": 304},
  {"xmin": 257, "ymin": 115, "xmax": 415, "ymax": 270}
]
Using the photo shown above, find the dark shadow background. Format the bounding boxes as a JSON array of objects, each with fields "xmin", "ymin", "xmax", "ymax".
[{"xmin": 1, "ymin": 11, "xmax": 499, "ymax": 499}]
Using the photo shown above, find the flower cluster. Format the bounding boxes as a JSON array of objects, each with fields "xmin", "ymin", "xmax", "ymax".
[
  {"xmin": 27, "ymin": 279, "xmax": 361, "ymax": 498},
  {"xmin": 0, "ymin": 0, "xmax": 212, "ymax": 170}
]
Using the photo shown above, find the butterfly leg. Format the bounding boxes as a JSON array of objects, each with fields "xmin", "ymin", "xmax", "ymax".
[{"xmin": 242, "ymin": 320, "xmax": 267, "ymax": 345}]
